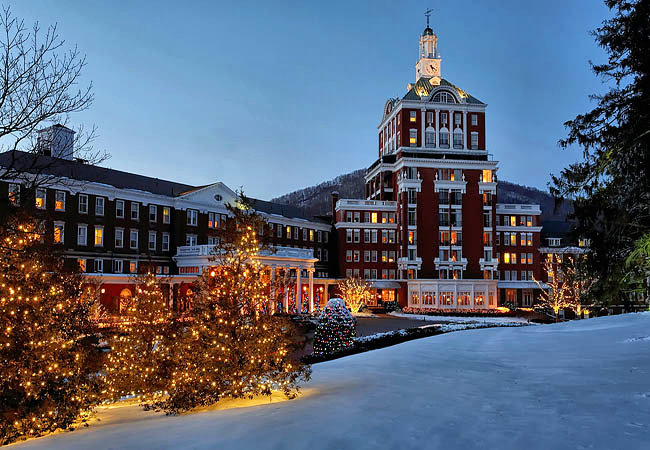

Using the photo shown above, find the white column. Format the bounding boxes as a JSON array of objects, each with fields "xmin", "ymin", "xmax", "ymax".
[
  {"xmin": 434, "ymin": 109, "xmax": 439, "ymax": 149},
  {"xmin": 463, "ymin": 110, "xmax": 467, "ymax": 149},
  {"xmin": 420, "ymin": 107, "xmax": 426, "ymax": 148},
  {"xmin": 284, "ymin": 268, "xmax": 289, "ymax": 313},
  {"xmin": 270, "ymin": 266, "xmax": 276, "ymax": 314},
  {"xmin": 470, "ymin": 282, "xmax": 475, "ymax": 309},
  {"xmin": 453, "ymin": 283, "xmax": 458, "ymax": 309},
  {"xmin": 296, "ymin": 268, "xmax": 302, "ymax": 313},
  {"xmin": 308, "ymin": 268, "xmax": 314, "ymax": 313}
]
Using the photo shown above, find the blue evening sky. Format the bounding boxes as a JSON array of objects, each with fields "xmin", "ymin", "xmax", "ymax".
[{"xmin": 8, "ymin": 0, "xmax": 611, "ymax": 199}]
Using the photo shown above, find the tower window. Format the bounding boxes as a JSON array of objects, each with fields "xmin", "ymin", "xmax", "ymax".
[
  {"xmin": 471, "ymin": 132, "xmax": 479, "ymax": 149},
  {"xmin": 409, "ymin": 129, "xmax": 417, "ymax": 146},
  {"xmin": 409, "ymin": 111, "xmax": 417, "ymax": 122},
  {"xmin": 471, "ymin": 114, "xmax": 478, "ymax": 126}
]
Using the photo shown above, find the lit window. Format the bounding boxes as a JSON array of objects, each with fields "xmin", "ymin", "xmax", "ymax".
[
  {"xmin": 309, "ymin": 229, "xmax": 314, "ymax": 241},
  {"xmin": 8, "ymin": 183, "xmax": 20, "ymax": 206},
  {"xmin": 481, "ymin": 170, "xmax": 492, "ymax": 183},
  {"xmin": 55, "ymin": 191, "xmax": 65, "ymax": 211},
  {"xmin": 53, "ymin": 222, "xmax": 64, "ymax": 243},
  {"xmin": 409, "ymin": 111, "xmax": 416, "ymax": 122},
  {"xmin": 504, "ymin": 253, "xmax": 510, "ymax": 264},
  {"xmin": 409, "ymin": 129, "xmax": 417, "ymax": 146},
  {"xmin": 286, "ymin": 226, "xmax": 292, "ymax": 239},
  {"xmin": 129, "ymin": 261, "xmax": 137, "ymax": 274},
  {"xmin": 35, "ymin": 188, "xmax": 46, "ymax": 209},
  {"xmin": 370, "ymin": 212, "xmax": 378, "ymax": 223},
  {"xmin": 94, "ymin": 226, "xmax": 104, "ymax": 247},
  {"xmin": 510, "ymin": 216, "xmax": 517, "ymax": 227},
  {"xmin": 77, "ymin": 258, "xmax": 86, "ymax": 272},
  {"xmin": 163, "ymin": 207, "xmax": 170, "ymax": 224}
]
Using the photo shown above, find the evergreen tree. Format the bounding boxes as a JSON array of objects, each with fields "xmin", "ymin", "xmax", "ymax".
[
  {"xmin": 313, "ymin": 299, "xmax": 356, "ymax": 357},
  {"xmin": 155, "ymin": 195, "xmax": 310, "ymax": 414},
  {"xmin": 103, "ymin": 273, "xmax": 177, "ymax": 405},
  {"xmin": 551, "ymin": 0, "xmax": 650, "ymax": 303},
  {"xmin": 0, "ymin": 219, "xmax": 102, "ymax": 445}
]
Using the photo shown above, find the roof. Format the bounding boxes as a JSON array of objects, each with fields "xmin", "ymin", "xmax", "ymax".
[
  {"xmin": 403, "ymin": 78, "xmax": 484, "ymax": 105},
  {"xmin": 0, "ymin": 150, "xmax": 328, "ymax": 224},
  {"xmin": 541, "ymin": 220, "xmax": 575, "ymax": 240},
  {"xmin": 422, "ymin": 26, "xmax": 434, "ymax": 36},
  {"xmin": 498, "ymin": 281, "xmax": 548, "ymax": 290}
]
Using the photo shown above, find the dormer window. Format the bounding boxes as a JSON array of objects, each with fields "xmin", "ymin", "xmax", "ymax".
[
  {"xmin": 432, "ymin": 91, "xmax": 456, "ymax": 103},
  {"xmin": 547, "ymin": 238, "xmax": 562, "ymax": 247}
]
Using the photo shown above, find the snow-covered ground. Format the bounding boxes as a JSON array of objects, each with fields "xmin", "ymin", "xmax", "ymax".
[
  {"xmin": 389, "ymin": 311, "xmax": 532, "ymax": 324},
  {"xmin": 11, "ymin": 312, "xmax": 650, "ymax": 450}
]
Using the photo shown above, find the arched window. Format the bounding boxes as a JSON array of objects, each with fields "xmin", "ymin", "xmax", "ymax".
[
  {"xmin": 425, "ymin": 126, "xmax": 436, "ymax": 147},
  {"xmin": 453, "ymin": 127, "xmax": 464, "ymax": 149},
  {"xmin": 432, "ymin": 91, "xmax": 457, "ymax": 104},
  {"xmin": 439, "ymin": 127, "xmax": 450, "ymax": 148}
]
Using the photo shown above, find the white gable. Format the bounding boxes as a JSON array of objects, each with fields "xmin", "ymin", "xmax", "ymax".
[{"xmin": 175, "ymin": 182, "xmax": 237, "ymax": 212}]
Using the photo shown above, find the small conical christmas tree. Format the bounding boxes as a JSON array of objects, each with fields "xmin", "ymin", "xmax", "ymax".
[
  {"xmin": 103, "ymin": 273, "xmax": 177, "ymax": 405},
  {"xmin": 0, "ymin": 219, "xmax": 102, "ymax": 445},
  {"xmin": 313, "ymin": 298, "xmax": 356, "ymax": 357},
  {"xmin": 157, "ymin": 193, "xmax": 311, "ymax": 414}
]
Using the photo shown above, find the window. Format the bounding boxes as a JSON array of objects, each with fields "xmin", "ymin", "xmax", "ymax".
[
  {"xmin": 131, "ymin": 202, "xmax": 139, "ymax": 221},
  {"xmin": 353, "ymin": 229, "xmax": 360, "ymax": 243},
  {"xmin": 115, "ymin": 228, "xmax": 124, "ymax": 248},
  {"xmin": 440, "ymin": 112, "xmax": 448, "ymax": 124},
  {"xmin": 96, "ymin": 197, "xmax": 105, "ymax": 216},
  {"xmin": 527, "ymin": 232, "xmax": 533, "ymax": 246},
  {"xmin": 388, "ymin": 251, "xmax": 396, "ymax": 263},
  {"xmin": 208, "ymin": 236, "xmax": 220, "ymax": 246},
  {"xmin": 162, "ymin": 233, "xmax": 170, "ymax": 251},
  {"xmin": 346, "ymin": 229, "xmax": 352, "ymax": 243},
  {"xmin": 483, "ymin": 212, "xmax": 492, "ymax": 227},
  {"xmin": 520, "ymin": 232, "xmax": 526, "ymax": 246},
  {"xmin": 76, "ymin": 194, "xmax": 88, "ymax": 213},
  {"xmin": 346, "ymin": 250, "xmax": 352, "ymax": 262},
  {"xmin": 353, "ymin": 212, "xmax": 360, "ymax": 223},
  {"xmin": 78, "ymin": 258, "xmax": 86, "ymax": 272},
  {"xmin": 363, "ymin": 269, "xmax": 371, "ymax": 279},
  {"xmin": 471, "ymin": 114, "xmax": 478, "ymax": 126},
  {"xmin": 94, "ymin": 226, "xmax": 104, "ymax": 247},
  {"xmin": 364, "ymin": 250, "xmax": 371, "ymax": 262},
  {"xmin": 409, "ymin": 111, "xmax": 416, "ymax": 122},
  {"xmin": 285, "ymin": 226, "xmax": 291, "ymax": 239},
  {"xmin": 55, "ymin": 191, "xmax": 66, "ymax": 211},
  {"xmin": 148, "ymin": 231, "xmax": 156, "ymax": 250},
  {"xmin": 116, "ymin": 200, "xmax": 125, "ymax": 218},
  {"xmin": 310, "ymin": 229, "xmax": 314, "ymax": 241},
  {"xmin": 364, "ymin": 229, "xmax": 370, "ymax": 243},
  {"xmin": 187, "ymin": 209, "xmax": 198, "ymax": 226},
  {"xmin": 149, "ymin": 205, "xmax": 157, "ymax": 222},
  {"xmin": 130, "ymin": 230, "xmax": 138, "ymax": 249},
  {"xmin": 371, "ymin": 250, "xmax": 377, "ymax": 262},
  {"xmin": 35, "ymin": 188, "xmax": 46, "ymax": 209},
  {"xmin": 353, "ymin": 250, "xmax": 360, "ymax": 262},
  {"xmin": 523, "ymin": 290, "xmax": 533, "ymax": 307},
  {"xmin": 381, "ymin": 251, "xmax": 387, "ymax": 262},
  {"xmin": 471, "ymin": 132, "xmax": 479, "ymax": 149},
  {"xmin": 77, "ymin": 224, "xmax": 87, "ymax": 246},
  {"xmin": 371, "ymin": 230, "xmax": 378, "ymax": 243},
  {"xmin": 481, "ymin": 170, "xmax": 493, "ymax": 183},
  {"xmin": 439, "ymin": 129, "xmax": 449, "ymax": 147},
  {"xmin": 388, "ymin": 230, "xmax": 396, "ymax": 244},
  {"xmin": 483, "ymin": 231, "xmax": 492, "ymax": 246},
  {"xmin": 162, "ymin": 207, "xmax": 170, "ymax": 224},
  {"xmin": 317, "ymin": 230, "xmax": 322, "ymax": 242},
  {"xmin": 438, "ymin": 168, "xmax": 461, "ymax": 181},
  {"xmin": 185, "ymin": 234, "xmax": 197, "ymax": 246},
  {"xmin": 407, "ymin": 188, "xmax": 417, "ymax": 204},
  {"xmin": 54, "ymin": 222, "xmax": 64, "ymax": 243},
  {"xmin": 8, "ymin": 183, "xmax": 20, "ymax": 205},
  {"xmin": 114, "ymin": 260, "xmax": 123, "ymax": 274},
  {"xmin": 527, "ymin": 253, "xmax": 533, "ymax": 264},
  {"xmin": 408, "ymin": 208, "xmax": 416, "ymax": 226},
  {"xmin": 94, "ymin": 259, "xmax": 103, "ymax": 273},
  {"xmin": 129, "ymin": 261, "xmax": 137, "ymax": 274},
  {"xmin": 409, "ymin": 129, "xmax": 417, "ymax": 146},
  {"xmin": 453, "ymin": 130, "xmax": 463, "ymax": 148},
  {"xmin": 527, "ymin": 215, "xmax": 533, "ymax": 227},
  {"xmin": 346, "ymin": 211, "xmax": 352, "ymax": 222},
  {"xmin": 323, "ymin": 249, "xmax": 328, "ymax": 261},
  {"xmin": 277, "ymin": 225, "xmax": 282, "ymax": 238},
  {"xmin": 208, "ymin": 212, "xmax": 216, "ymax": 228}
]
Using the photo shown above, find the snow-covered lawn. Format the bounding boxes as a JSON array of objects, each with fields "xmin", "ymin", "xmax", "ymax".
[
  {"xmin": 389, "ymin": 311, "xmax": 532, "ymax": 324},
  {"xmin": 11, "ymin": 313, "xmax": 650, "ymax": 450}
]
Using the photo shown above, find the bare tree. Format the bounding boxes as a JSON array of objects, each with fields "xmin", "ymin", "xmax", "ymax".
[
  {"xmin": 533, "ymin": 256, "xmax": 574, "ymax": 322},
  {"xmin": 0, "ymin": 6, "xmax": 106, "ymax": 198},
  {"xmin": 337, "ymin": 277, "xmax": 372, "ymax": 313}
]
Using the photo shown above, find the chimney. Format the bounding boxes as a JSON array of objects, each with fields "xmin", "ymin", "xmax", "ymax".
[
  {"xmin": 37, "ymin": 124, "xmax": 75, "ymax": 160},
  {"xmin": 331, "ymin": 191, "xmax": 339, "ymax": 219}
]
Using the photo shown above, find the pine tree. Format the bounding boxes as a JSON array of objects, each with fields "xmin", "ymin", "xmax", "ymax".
[
  {"xmin": 103, "ymin": 273, "xmax": 177, "ymax": 405},
  {"xmin": 155, "ymin": 195, "xmax": 310, "ymax": 414},
  {"xmin": 551, "ymin": 0, "xmax": 650, "ymax": 303},
  {"xmin": 0, "ymin": 219, "xmax": 102, "ymax": 445},
  {"xmin": 313, "ymin": 299, "xmax": 356, "ymax": 357}
]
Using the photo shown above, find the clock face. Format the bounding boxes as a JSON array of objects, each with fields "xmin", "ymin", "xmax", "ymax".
[{"xmin": 428, "ymin": 64, "xmax": 438, "ymax": 75}]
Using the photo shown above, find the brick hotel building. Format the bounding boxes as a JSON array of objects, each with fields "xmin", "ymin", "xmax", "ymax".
[{"xmin": 0, "ymin": 23, "xmax": 581, "ymax": 313}]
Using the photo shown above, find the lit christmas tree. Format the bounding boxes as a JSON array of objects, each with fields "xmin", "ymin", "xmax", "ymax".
[
  {"xmin": 0, "ymin": 219, "xmax": 102, "ymax": 445},
  {"xmin": 313, "ymin": 298, "xmax": 356, "ymax": 357},
  {"xmin": 153, "ymin": 194, "xmax": 311, "ymax": 414},
  {"xmin": 103, "ymin": 272, "xmax": 177, "ymax": 405}
]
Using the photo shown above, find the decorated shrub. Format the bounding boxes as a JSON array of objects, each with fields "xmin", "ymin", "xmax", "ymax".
[{"xmin": 312, "ymin": 298, "xmax": 356, "ymax": 356}]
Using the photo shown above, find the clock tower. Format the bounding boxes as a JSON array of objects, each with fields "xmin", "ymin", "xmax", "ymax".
[{"xmin": 415, "ymin": 17, "xmax": 442, "ymax": 81}]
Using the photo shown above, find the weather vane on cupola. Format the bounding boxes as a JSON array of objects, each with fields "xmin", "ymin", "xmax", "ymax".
[{"xmin": 424, "ymin": 8, "xmax": 433, "ymax": 27}]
